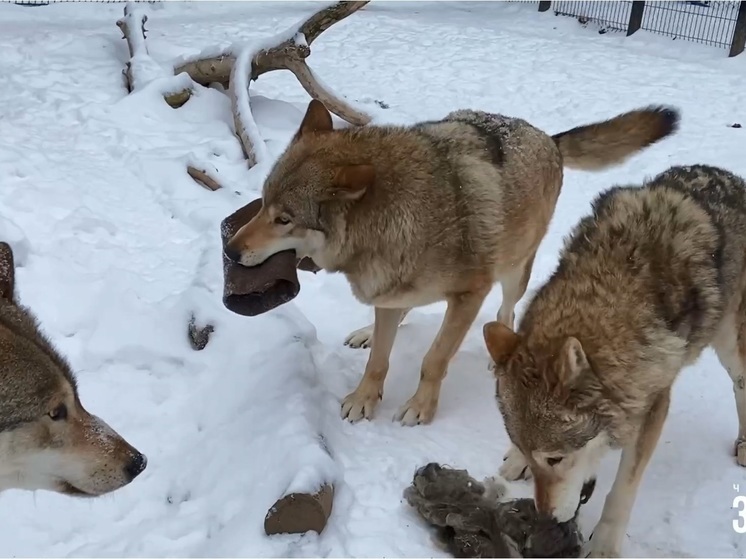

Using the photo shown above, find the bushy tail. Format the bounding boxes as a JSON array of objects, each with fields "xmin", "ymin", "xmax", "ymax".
[
  {"xmin": 0, "ymin": 242, "xmax": 15, "ymax": 303},
  {"xmin": 552, "ymin": 106, "xmax": 680, "ymax": 171}
]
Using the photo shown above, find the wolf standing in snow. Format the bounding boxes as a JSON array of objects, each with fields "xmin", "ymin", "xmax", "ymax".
[
  {"xmin": 225, "ymin": 99, "xmax": 679, "ymax": 426},
  {"xmin": 0, "ymin": 242, "xmax": 147, "ymax": 496},
  {"xmin": 484, "ymin": 164, "xmax": 746, "ymax": 557}
]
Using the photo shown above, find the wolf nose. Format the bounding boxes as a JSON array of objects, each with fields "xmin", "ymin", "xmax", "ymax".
[
  {"xmin": 224, "ymin": 245, "xmax": 242, "ymax": 263},
  {"xmin": 125, "ymin": 451, "xmax": 147, "ymax": 481}
]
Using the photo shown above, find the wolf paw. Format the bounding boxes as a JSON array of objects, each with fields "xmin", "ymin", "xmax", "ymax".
[
  {"xmin": 394, "ymin": 395, "xmax": 437, "ymax": 426},
  {"xmin": 735, "ymin": 437, "xmax": 746, "ymax": 466},
  {"xmin": 343, "ymin": 325, "xmax": 373, "ymax": 349},
  {"xmin": 584, "ymin": 522, "xmax": 622, "ymax": 557},
  {"xmin": 499, "ymin": 445, "xmax": 532, "ymax": 481},
  {"xmin": 582, "ymin": 541, "xmax": 622, "ymax": 557},
  {"xmin": 340, "ymin": 387, "xmax": 380, "ymax": 422}
]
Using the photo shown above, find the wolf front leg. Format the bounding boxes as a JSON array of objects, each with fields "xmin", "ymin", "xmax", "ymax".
[
  {"xmin": 395, "ymin": 289, "xmax": 489, "ymax": 426},
  {"xmin": 490, "ymin": 254, "xmax": 536, "ymax": 372},
  {"xmin": 341, "ymin": 307, "xmax": 404, "ymax": 422},
  {"xmin": 586, "ymin": 390, "xmax": 671, "ymax": 558},
  {"xmin": 495, "ymin": 254, "xmax": 536, "ymax": 329},
  {"xmin": 343, "ymin": 308, "xmax": 411, "ymax": 349}
]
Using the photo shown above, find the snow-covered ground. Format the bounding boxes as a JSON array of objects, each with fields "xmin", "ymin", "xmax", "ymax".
[{"xmin": 0, "ymin": 1, "xmax": 744, "ymax": 557}]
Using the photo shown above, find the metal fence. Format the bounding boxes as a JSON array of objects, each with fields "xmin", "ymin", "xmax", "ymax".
[
  {"xmin": 553, "ymin": 1, "xmax": 632, "ymax": 32},
  {"xmin": 642, "ymin": 1, "xmax": 740, "ymax": 47},
  {"xmin": 11, "ymin": 0, "xmax": 746, "ymax": 56},
  {"xmin": 526, "ymin": 0, "xmax": 746, "ymax": 56}
]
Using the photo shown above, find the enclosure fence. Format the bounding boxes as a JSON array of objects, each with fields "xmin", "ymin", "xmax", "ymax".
[
  {"xmin": 10, "ymin": 0, "xmax": 746, "ymax": 56},
  {"xmin": 526, "ymin": 0, "xmax": 746, "ymax": 56}
]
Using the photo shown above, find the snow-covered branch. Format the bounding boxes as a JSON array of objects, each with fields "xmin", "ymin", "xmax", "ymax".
[
  {"xmin": 173, "ymin": 47, "xmax": 235, "ymax": 89},
  {"xmin": 116, "ymin": 2, "xmax": 192, "ymax": 108},
  {"xmin": 172, "ymin": 0, "xmax": 373, "ymax": 147},
  {"xmin": 122, "ymin": 0, "xmax": 372, "ymax": 177},
  {"xmin": 286, "ymin": 60, "xmax": 370, "ymax": 127},
  {"xmin": 229, "ymin": 45, "xmax": 270, "ymax": 168}
]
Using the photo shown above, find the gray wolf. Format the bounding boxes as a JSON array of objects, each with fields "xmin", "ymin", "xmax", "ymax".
[
  {"xmin": 225, "ymin": 99, "xmax": 679, "ymax": 426},
  {"xmin": 0, "ymin": 241, "xmax": 147, "ymax": 496},
  {"xmin": 483, "ymin": 164, "xmax": 746, "ymax": 557}
]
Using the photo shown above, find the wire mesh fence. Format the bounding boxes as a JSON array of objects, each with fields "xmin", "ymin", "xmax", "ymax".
[
  {"xmin": 553, "ymin": 0, "xmax": 632, "ymax": 32},
  {"xmin": 10, "ymin": 0, "xmax": 746, "ymax": 56},
  {"xmin": 510, "ymin": 0, "xmax": 746, "ymax": 56},
  {"xmin": 642, "ymin": 1, "xmax": 740, "ymax": 48}
]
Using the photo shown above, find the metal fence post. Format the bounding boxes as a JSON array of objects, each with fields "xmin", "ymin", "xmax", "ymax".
[
  {"xmin": 627, "ymin": 1, "xmax": 646, "ymax": 35},
  {"xmin": 538, "ymin": 1, "xmax": 551, "ymax": 12},
  {"xmin": 730, "ymin": 1, "xmax": 746, "ymax": 57}
]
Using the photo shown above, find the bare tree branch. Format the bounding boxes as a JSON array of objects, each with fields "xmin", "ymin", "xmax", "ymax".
[
  {"xmin": 133, "ymin": 1, "xmax": 372, "ymax": 172},
  {"xmin": 116, "ymin": 2, "xmax": 192, "ymax": 108},
  {"xmin": 174, "ymin": 1, "xmax": 370, "ymax": 84},
  {"xmin": 173, "ymin": 0, "xmax": 373, "ymax": 145},
  {"xmin": 175, "ymin": 53, "xmax": 233, "ymax": 89},
  {"xmin": 187, "ymin": 166, "xmax": 223, "ymax": 191},
  {"xmin": 286, "ymin": 60, "xmax": 370, "ymax": 127},
  {"xmin": 229, "ymin": 45, "xmax": 270, "ymax": 167},
  {"xmin": 116, "ymin": 4, "xmax": 150, "ymax": 93},
  {"xmin": 296, "ymin": 0, "xmax": 370, "ymax": 46}
]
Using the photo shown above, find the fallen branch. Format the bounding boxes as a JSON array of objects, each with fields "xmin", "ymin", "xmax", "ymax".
[
  {"xmin": 229, "ymin": 45, "xmax": 269, "ymax": 167},
  {"xmin": 174, "ymin": 1, "xmax": 371, "ymax": 85},
  {"xmin": 163, "ymin": 88, "xmax": 191, "ymax": 110},
  {"xmin": 175, "ymin": 50, "xmax": 233, "ymax": 90},
  {"xmin": 116, "ymin": 2, "xmax": 192, "ymax": 108},
  {"xmin": 173, "ymin": 0, "xmax": 373, "ymax": 164},
  {"xmin": 286, "ymin": 59, "xmax": 369, "ymax": 126},
  {"xmin": 116, "ymin": 3, "xmax": 149, "ymax": 92},
  {"xmin": 187, "ymin": 165, "xmax": 223, "ymax": 192}
]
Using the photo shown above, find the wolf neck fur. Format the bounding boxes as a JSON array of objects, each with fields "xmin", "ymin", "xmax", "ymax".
[{"xmin": 310, "ymin": 126, "xmax": 449, "ymax": 300}]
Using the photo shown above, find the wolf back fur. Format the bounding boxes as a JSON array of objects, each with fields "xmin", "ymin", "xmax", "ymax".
[{"xmin": 225, "ymin": 100, "xmax": 679, "ymax": 426}]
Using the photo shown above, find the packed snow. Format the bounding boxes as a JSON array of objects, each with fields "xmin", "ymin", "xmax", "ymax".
[{"xmin": 0, "ymin": 1, "xmax": 745, "ymax": 557}]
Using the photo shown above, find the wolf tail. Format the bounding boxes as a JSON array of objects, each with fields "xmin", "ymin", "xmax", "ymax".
[
  {"xmin": 0, "ymin": 242, "xmax": 15, "ymax": 303},
  {"xmin": 552, "ymin": 106, "xmax": 680, "ymax": 171}
]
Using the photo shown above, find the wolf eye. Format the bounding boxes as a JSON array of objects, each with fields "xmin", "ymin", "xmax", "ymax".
[
  {"xmin": 49, "ymin": 403, "xmax": 68, "ymax": 421},
  {"xmin": 547, "ymin": 456, "xmax": 563, "ymax": 466},
  {"xmin": 274, "ymin": 215, "xmax": 291, "ymax": 226}
]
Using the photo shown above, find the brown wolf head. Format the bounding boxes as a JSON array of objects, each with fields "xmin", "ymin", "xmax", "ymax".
[
  {"xmin": 0, "ymin": 242, "xmax": 147, "ymax": 497},
  {"xmin": 483, "ymin": 321, "xmax": 609, "ymax": 522},
  {"xmin": 225, "ymin": 100, "xmax": 375, "ymax": 269}
]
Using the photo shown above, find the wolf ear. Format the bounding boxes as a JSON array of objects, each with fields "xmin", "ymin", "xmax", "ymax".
[
  {"xmin": 483, "ymin": 321, "xmax": 520, "ymax": 368},
  {"xmin": 294, "ymin": 99, "xmax": 333, "ymax": 140},
  {"xmin": 557, "ymin": 337, "xmax": 590, "ymax": 387},
  {"xmin": 0, "ymin": 242, "xmax": 16, "ymax": 304},
  {"xmin": 324, "ymin": 164, "xmax": 375, "ymax": 201}
]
